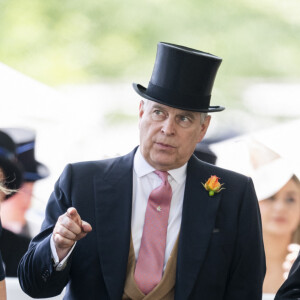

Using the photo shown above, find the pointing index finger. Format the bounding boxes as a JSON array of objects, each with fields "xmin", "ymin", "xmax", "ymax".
[{"xmin": 66, "ymin": 207, "xmax": 82, "ymax": 226}]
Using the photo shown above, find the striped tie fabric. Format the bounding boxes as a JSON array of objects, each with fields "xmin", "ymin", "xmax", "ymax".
[{"xmin": 134, "ymin": 171, "xmax": 172, "ymax": 294}]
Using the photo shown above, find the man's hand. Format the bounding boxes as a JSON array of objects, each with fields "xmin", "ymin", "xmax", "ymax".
[
  {"xmin": 283, "ymin": 243, "xmax": 300, "ymax": 279},
  {"xmin": 53, "ymin": 207, "xmax": 92, "ymax": 261}
]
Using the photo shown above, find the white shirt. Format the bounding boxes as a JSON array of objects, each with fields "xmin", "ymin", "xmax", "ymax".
[{"xmin": 51, "ymin": 147, "xmax": 187, "ymax": 270}]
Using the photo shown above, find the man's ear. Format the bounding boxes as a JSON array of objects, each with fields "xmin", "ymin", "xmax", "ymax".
[
  {"xmin": 138, "ymin": 100, "xmax": 145, "ymax": 128},
  {"xmin": 197, "ymin": 115, "xmax": 211, "ymax": 143},
  {"xmin": 139, "ymin": 100, "xmax": 145, "ymax": 119}
]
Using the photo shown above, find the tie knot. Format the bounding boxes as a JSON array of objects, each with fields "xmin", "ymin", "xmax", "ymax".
[{"xmin": 154, "ymin": 170, "xmax": 169, "ymax": 183}]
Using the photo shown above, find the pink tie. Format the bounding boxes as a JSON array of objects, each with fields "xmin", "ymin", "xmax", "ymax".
[{"xmin": 134, "ymin": 171, "xmax": 172, "ymax": 294}]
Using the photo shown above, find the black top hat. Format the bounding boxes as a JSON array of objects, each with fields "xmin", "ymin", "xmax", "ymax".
[
  {"xmin": 133, "ymin": 42, "xmax": 225, "ymax": 112},
  {"xmin": 0, "ymin": 131, "xmax": 23, "ymax": 194},
  {"xmin": 1, "ymin": 128, "xmax": 50, "ymax": 182}
]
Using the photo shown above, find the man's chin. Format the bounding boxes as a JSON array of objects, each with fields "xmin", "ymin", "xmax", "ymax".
[{"xmin": 149, "ymin": 154, "xmax": 178, "ymax": 170}]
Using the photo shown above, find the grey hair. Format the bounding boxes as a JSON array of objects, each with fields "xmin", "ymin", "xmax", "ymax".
[
  {"xmin": 200, "ymin": 113, "xmax": 208, "ymax": 125},
  {"xmin": 141, "ymin": 99, "xmax": 208, "ymax": 125}
]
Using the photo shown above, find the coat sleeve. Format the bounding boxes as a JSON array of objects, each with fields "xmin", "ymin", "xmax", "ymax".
[
  {"xmin": 274, "ymin": 251, "xmax": 300, "ymax": 299},
  {"xmin": 18, "ymin": 164, "xmax": 74, "ymax": 298},
  {"xmin": 224, "ymin": 177, "xmax": 266, "ymax": 300}
]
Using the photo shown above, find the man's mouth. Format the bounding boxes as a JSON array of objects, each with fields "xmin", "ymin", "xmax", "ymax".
[{"xmin": 155, "ymin": 142, "xmax": 176, "ymax": 149}]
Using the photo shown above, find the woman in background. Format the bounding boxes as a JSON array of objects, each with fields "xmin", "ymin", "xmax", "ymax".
[
  {"xmin": 211, "ymin": 139, "xmax": 300, "ymax": 299},
  {"xmin": 244, "ymin": 141, "xmax": 300, "ymax": 298},
  {"xmin": 259, "ymin": 175, "xmax": 300, "ymax": 295},
  {"xmin": 0, "ymin": 180, "xmax": 18, "ymax": 300},
  {"xmin": 0, "ymin": 130, "xmax": 23, "ymax": 299},
  {"xmin": 0, "ymin": 182, "xmax": 10, "ymax": 300}
]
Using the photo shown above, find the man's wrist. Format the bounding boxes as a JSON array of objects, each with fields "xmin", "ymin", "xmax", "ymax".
[{"xmin": 50, "ymin": 234, "xmax": 76, "ymax": 271}]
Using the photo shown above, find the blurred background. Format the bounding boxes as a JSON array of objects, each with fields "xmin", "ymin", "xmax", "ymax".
[{"xmin": 0, "ymin": 0, "xmax": 300, "ymax": 223}]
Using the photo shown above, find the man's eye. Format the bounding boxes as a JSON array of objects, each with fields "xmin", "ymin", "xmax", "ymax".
[
  {"xmin": 180, "ymin": 116, "xmax": 189, "ymax": 122},
  {"xmin": 178, "ymin": 115, "xmax": 192, "ymax": 123},
  {"xmin": 152, "ymin": 110, "xmax": 165, "ymax": 120},
  {"xmin": 154, "ymin": 110, "xmax": 163, "ymax": 115},
  {"xmin": 177, "ymin": 115, "xmax": 193, "ymax": 128}
]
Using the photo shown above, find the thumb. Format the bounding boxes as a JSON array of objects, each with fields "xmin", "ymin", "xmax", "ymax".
[{"xmin": 81, "ymin": 220, "xmax": 92, "ymax": 233}]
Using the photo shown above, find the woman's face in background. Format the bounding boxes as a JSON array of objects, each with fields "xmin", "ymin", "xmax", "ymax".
[{"xmin": 259, "ymin": 178, "xmax": 300, "ymax": 237}]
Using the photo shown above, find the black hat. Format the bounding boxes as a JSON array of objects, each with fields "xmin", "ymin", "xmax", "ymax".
[
  {"xmin": 1, "ymin": 128, "xmax": 50, "ymax": 182},
  {"xmin": 193, "ymin": 143, "xmax": 217, "ymax": 165},
  {"xmin": 133, "ymin": 42, "xmax": 224, "ymax": 112},
  {"xmin": 0, "ymin": 131, "xmax": 23, "ymax": 193}
]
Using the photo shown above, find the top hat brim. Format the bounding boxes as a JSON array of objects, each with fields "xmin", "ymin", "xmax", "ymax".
[
  {"xmin": 22, "ymin": 161, "xmax": 50, "ymax": 182},
  {"xmin": 133, "ymin": 83, "xmax": 225, "ymax": 113}
]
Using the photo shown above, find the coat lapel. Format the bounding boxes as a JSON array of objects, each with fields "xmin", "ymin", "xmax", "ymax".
[
  {"xmin": 175, "ymin": 156, "xmax": 222, "ymax": 300},
  {"xmin": 94, "ymin": 149, "xmax": 136, "ymax": 300}
]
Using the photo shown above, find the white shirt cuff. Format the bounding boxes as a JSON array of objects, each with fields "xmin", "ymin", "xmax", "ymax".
[{"xmin": 50, "ymin": 234, "xmax": 76, "ymax": 271}]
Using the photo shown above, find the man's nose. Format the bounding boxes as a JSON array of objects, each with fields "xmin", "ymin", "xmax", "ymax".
[{"xmin": 161, "ymin": 118, "xmax": 175, "ymax": 135}]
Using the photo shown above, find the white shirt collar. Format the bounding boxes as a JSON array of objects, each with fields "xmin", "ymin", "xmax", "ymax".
[{"xmin": 134, "ymin": 147, "xmax": 187, "ymax": 184}]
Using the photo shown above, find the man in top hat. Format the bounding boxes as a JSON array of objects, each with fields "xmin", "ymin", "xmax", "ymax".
[
  {"xmin": 0, "ymin": 128, "xmax": 49, "ymax": 277},
  {"xmin": 18, "ymin": 42, "xmax": 265, "ymax": 299}
]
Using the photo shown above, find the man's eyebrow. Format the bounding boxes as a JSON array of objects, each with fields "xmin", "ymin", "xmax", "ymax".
[
  {"xmin": 150, "ymin": 104, "xmax": 197, "ymax": 119},
  {"xmin": 152, "ymin": 104, "xmax": 165, "ymax": 110},
  {"xmin": 179, "ymin": 111, "xmax": 197, "ymax": 119}
]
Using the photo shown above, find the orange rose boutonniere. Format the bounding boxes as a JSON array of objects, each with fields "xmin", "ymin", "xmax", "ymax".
[{"xmin": 202, "ymin": 175, "xmax": 225, "ymax": 196}]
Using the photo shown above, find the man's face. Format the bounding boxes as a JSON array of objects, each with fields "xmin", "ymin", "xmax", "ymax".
[{"xmin": 139, "ymin": 100, "xmax": 211, "ymax": 171}]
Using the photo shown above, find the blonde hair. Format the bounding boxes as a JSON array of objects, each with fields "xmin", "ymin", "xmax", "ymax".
[
  {"xmin": 0, "ymin": 167, "xmax": 17, "ymax": 199},
  {"xmin": 0, "ymin": 182, "xmax": 16, "ymax": 199}
]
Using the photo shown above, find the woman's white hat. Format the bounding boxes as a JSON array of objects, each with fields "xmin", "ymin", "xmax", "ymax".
[
  {"xmin": 210, "ymin": 137, "xmax": 295, "ymax": 201},
  {"xmin": 248, "ymin": 141, "xmax": 294, "ymax": 201}
]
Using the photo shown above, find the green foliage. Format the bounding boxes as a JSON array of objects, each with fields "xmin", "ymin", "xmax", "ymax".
[
  {"xmin": 0, "ymin": 0, "xmax": 299, "ymax": 85},
  {"xmin": 104, "ymin": 110, "xmax": 137, "ymax": 125}
]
